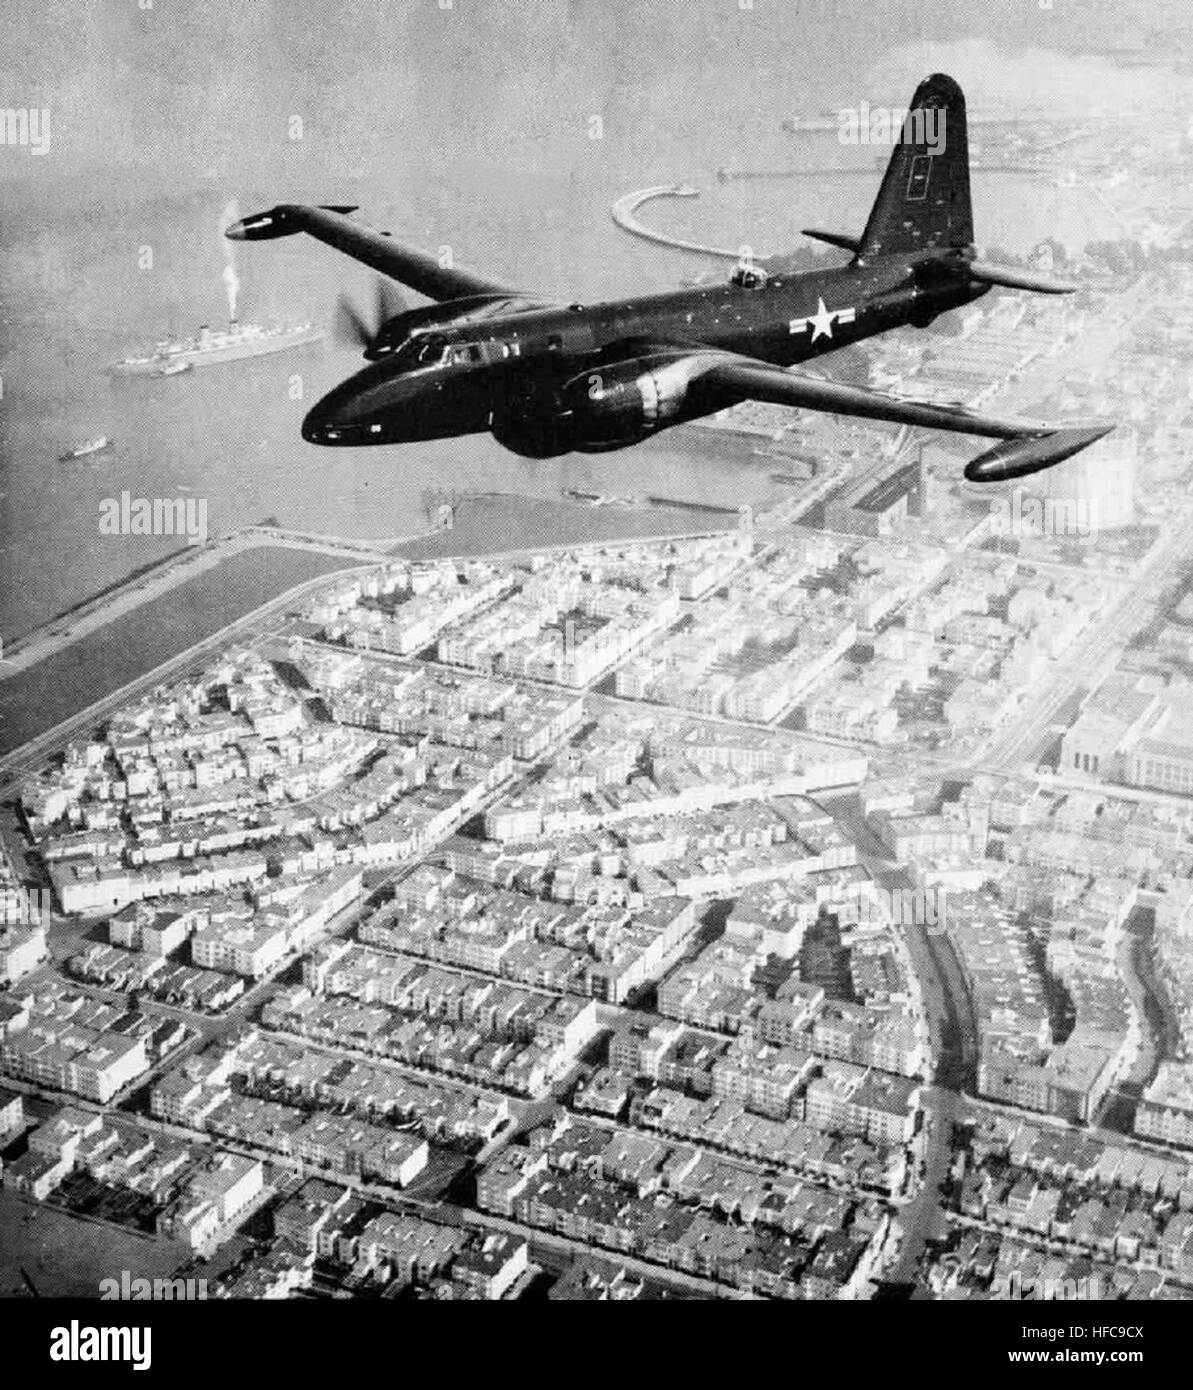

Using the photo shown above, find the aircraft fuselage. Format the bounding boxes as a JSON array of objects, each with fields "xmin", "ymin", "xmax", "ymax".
[{"xmin": 302, "ymin": 252, "xmax": 988, "ymax": 449}]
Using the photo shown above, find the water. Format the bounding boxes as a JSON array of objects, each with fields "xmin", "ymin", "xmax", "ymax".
[
  {"xmin": 0, "ymin": 0, "xmax": 1161, "ymax": 641},
  {"xmin": 0, "ymin": 546, "xmax": 356, "ymax": 755}
]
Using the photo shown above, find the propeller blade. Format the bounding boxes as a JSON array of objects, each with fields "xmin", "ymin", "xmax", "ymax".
[
  {"xmin": 332, "ymin": 293, "xmax": 372, "ymax": 350},
  {"xmin": 333, "ymin": 276, "xmax": 409, "ymax": 354},
  {"xmin": 375, "ymin": 277, "xmax": 408, "ymax": 324}
]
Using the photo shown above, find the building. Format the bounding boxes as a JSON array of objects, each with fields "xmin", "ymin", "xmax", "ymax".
[
  {"xmin": 187, "ymin": 1151, "xmax": 264, "ymax": 1224},
  {"xmin": 3, "ymin": 1105, "xmax": 101, "ymax": 1199},
  {"xmin": 109, "ymin": 903, "xmax": 204, "ymax": 957},
  {"xmin": 69, "ymin": 1033, "xmax": 150, "ymax": 1103},
  {"xmin": 273, "ymin": 1178, "xmax": 352, "ymax": 1253},
  {"xmin": 451, "ymin": 1233, "xmax": 529, "ymax": 1300},
  {"xmin": 0, "ymin": 921, "xmax": 48, "ymax": 985},
  {"xmin": 804, "ymin": 1061, "xmax": 919, "ymax": 1145},
  {"xmin": 978, "ymin": 1039, "xmax": 1115, "ymax": 1126},
  {"xmin": 1059, "ymin": 674, "xmax": 1161, "ymax": 783},
  {"xmin": 1035, "ymin": 426, "xmax": 1137, "ymax": 532},
  {"xmin": 1136, "ymin": 1063, "xmax": 1193, "ymax": 1150},
  {"xmin": 192, "ymin": 918, "xmax": 289, "ymax": 979},
  {"xmin": 824, "ymin": 458, "xmax": 925, "ymax": 538},
  {"xmin": 166, "ymin": 1151, "xmax": 266, "ymax": 1252},
  {"xmin": 0, "ymin": 1086, "xmax": 24, "ymax": 1140}
]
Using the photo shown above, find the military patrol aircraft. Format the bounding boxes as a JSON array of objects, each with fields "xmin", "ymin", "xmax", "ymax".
[{"xmin": 227, "ymin": 73, "xmax": 1111, "ymax": 482}]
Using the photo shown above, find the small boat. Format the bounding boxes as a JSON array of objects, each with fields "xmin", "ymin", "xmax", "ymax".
[
  {"xmin": 59, "ymin": 435, "xmax": 113, "ymax": 462},
  {"xmin": 156, "ymin": 358, "xmax": 193, "ymax": 377}
]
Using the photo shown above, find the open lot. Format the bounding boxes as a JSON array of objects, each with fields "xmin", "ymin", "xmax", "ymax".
[{"xmin": 0, "ymin": 1186, "xmax": 188, "ymax": 1299}]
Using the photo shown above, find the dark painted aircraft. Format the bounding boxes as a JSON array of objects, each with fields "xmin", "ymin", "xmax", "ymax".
[{"xmin": 227, "ymin": 73, "xmax": 1112, "ymax": 483}]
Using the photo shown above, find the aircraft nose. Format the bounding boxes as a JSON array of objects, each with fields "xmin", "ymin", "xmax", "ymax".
[
  {"xmin": 301, "ymin": 394, "xmax": 344, "ymax": 444},
  {"xmin": 302, "ymin": 378, "xmax": 371, "ymax": 444},
  {"xmin": 301, "ymin": 411, "xmax": 327, "ymax": 444},
  {"xmin": 300, "ymin": 358, "xmax": 434, "ymax": 445}
]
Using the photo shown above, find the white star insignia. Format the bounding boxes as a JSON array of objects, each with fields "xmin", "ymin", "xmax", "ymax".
[
  {"xmin": 807, "ymin": 296, "xmax": 836, "ymax": 341},
  {"xmin": 789, "ymin": 300, "xmax": 856, "ymax": 341}
]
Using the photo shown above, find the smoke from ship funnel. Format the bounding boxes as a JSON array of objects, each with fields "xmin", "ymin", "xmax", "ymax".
[
  {"xmin": 220, "ymin": 198, "xmax": 242, "ymax": 321},
  {"xmin": 222, "ymin": 263, "xmax": 240, "ymax": 321}
]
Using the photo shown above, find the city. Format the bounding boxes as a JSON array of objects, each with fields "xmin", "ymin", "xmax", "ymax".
[
  {"xmin": 5, "ymin": 229, "xmax": 1193, "ymax": 1304},
  {"xmin": 3, "ymin": 2, "xmax": 1193, "ymax": 1360}
]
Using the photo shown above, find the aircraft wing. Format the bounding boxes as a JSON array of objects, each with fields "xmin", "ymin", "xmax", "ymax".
[
  {"xmin": 692, "ymin": 357, "xmax": 1113, "ymax": 482},
  {"xmin": 226, "ymin": 203, "xmax": 519, "ymax": 302}
]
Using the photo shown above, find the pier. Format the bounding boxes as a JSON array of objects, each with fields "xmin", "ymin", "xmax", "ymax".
[{"xmin": 610, "ymin": 184, "xmax": 776, "ymax": 262}]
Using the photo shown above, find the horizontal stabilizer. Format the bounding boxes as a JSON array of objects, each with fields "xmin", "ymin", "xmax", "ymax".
[
  {"xmin": 966, "ymin": 258, "xmax": 1078, "ymax": 295},
  {"xmin": 801, "ymin": 228, "xmax": 863, "ymax": 254}
]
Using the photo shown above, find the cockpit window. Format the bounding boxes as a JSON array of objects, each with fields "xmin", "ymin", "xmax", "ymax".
[
  {"xmin": 448, "ymin": 343, "xmax": 484, "ymax": 366},
  {"xmin": 396, "ymin": 334, "xmax": 448, "ymax": 367}
]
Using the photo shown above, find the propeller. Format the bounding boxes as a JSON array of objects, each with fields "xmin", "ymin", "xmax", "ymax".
[{"xmin": 332, "ymin": 276, "xmax": 409, "ymax": 353}]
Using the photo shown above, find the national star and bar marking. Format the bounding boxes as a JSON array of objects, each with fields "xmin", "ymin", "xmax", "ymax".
[{"xmin": 788, "ymin": 297, "xmax": 857, "ymax": 341}]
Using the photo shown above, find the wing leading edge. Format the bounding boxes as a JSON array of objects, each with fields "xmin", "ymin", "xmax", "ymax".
[
  {"xmin": 226, "ymin": 203, "xmax": 515, "ymax": 302},
  {"xmin": 695, "ymin": 357, "xmax": 1114, "ymax": 482}
]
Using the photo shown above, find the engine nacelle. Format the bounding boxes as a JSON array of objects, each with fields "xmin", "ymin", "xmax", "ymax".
[
  {"xmin": 562, "ymin": 355, "xmax": 697, "ymax": 448},
  {"xmin": 490, "ymin": 350, "xmax": 725, "ymax": 459},
  {"xmin": 489, "ymin": 412, "xmax": 578, "ymax": 459}
]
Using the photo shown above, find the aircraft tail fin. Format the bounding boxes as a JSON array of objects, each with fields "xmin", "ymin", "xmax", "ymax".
[{"xmin": 855, "ymin": 73, "xmax": 972, "ymax": 260}]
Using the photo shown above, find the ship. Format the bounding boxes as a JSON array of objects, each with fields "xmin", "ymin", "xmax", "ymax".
[
  {"xmin": 59, "ymin": 436, "xmax": 114, "ymax": 462},
  {"xmin": 110, "ymin": 318, "xmax": 324, "ymax": 375}
]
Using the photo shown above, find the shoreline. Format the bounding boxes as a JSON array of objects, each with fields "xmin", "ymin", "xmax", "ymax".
[
  {"xmin": 0, "ymin": 492, "xmax": 739, "ymax": 767},
  {"xmin": 4, "ymin": 489, "xmax": 743, "ymax": 678},
  {"xmin": 0, "ymin": 544, "xmax": 375, "ymax": 762},
  {"xmin": 0, "ymin": 525, "xmax": 429, "ymax": 679}
]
